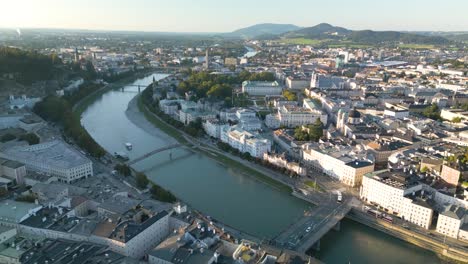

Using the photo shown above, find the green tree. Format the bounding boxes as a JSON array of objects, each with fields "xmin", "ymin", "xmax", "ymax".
[
  {"xmin": 114, "ymin": 164, "xmax": 131, "ymax": 177},
  {"xmin": 33, "ymin": 96, "xmax": 105, "ymax": 157},
  {"xmin": 135, "ymin": 172, "xmax": 149, "ymax": 189},
  {"xmin": 293, "ymin": 119, "xmax": 323, "ymax": 142},
  {"xmin": 422, "ymin": 103, "xmax": 441, "ymax": 120},
  {"xmin": 19, "ymin": 133, "xmax": 40, "ymax": 145},
  {"xmin": 0, "ymin": 133, "xmax": 16, "ymax": 143},
  {"xmin": 282, "ymin": 90, "xmax": 297, "ymax": 101},
  {"xmin": 207, "ymin": 84, "xmax": 232, "ymax": 99},
  {"xmin": 150, "ymin": 184, "xmax": 177, "ymax": 203},
  {"xmin": 15, "ymin": 194, "xmax": 36, "ymax": 203},
  {"xmin": 308, "ymin": 119, "xmax": 324, "ymax": 142},
  {"xmin": 0, "ymin": 46, "xmax": 61, "ymax": 84}
]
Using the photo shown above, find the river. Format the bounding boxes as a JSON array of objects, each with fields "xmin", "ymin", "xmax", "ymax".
[
  {"xmin": 80, "ymin": 73, "xmax": 441, "ymax": 263},
  {"xmin": 243, "ymin": 46, "xmax": 258, "ymax": 58}
]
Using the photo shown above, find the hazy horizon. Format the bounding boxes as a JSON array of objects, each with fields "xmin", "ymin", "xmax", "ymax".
[{"xmin": 1, "ymin": 0, "xmax": 467, "ymax": 33}]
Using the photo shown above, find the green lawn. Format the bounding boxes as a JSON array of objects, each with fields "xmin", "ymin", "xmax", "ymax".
[
  {"xmin": 276, "ymin": 38, "xmax": 324, "ymax": 45},
  {"xmin": 326, "ymin": 42, "xmax": 374, "ymax": 49},
  {"xmin": 305, "ymin": 180, "xmax": 323, "ymax": 191}
]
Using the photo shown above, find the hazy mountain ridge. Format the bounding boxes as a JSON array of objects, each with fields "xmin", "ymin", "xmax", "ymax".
[
  {"xmin": 229, "ymin": 23, "xmax": 302, "ymax": 38},
  {"xmin": 282, "ymin": 23, "xmax": 451, "ymax": 44}
]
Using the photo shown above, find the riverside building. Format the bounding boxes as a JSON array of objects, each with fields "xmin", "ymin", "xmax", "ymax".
[
  {"xmin": 0, "ymin": 140, "xmax": 93, "ymax": 184},
  {"xmin": 221, "ymin": 126, "xmax": 271, "ymax": 158},
  {"xmin": 360, "ymin": 170, "xmax": 434, "ymax": 229},
  {"xmin": 302, "ymin": 142, "xmax": 374, "ymax": 187}
]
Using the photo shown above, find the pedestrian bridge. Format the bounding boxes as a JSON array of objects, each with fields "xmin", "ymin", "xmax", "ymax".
[{"xmin": 127, "ymin": 143, "xmax": 183, "ymax": 165}]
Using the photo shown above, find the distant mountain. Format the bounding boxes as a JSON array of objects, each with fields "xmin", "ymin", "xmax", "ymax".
[
  {"xmin": 230, "ymin": 23, "xmax": 302, "ymax": 38},
  {"xmin": 348, "ymin": 30, "xmax": 450, "ymax": 44},
  {"xmin": 413, "ymin": 31, "xmax": 468, "ymax": 43},
  {"xmin": 283, "ymin": 23, "xmax": 350, "ymax": 39},
  {"xmin": 282, "ymin": 23, "xmax": 452, "ymax": 45}
]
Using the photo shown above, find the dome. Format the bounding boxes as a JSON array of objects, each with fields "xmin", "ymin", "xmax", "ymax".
[{"xmin": 348, "ymin": 108, "xmax": 361, "ymax": 118}]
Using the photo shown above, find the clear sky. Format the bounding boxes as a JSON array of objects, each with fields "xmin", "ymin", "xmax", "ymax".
[{"xmin": 1, "ymin": 0, "xmax": 467, "ymax": 32}]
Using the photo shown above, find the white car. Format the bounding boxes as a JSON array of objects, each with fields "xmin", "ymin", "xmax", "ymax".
[{"xmin": 306, "ymin": 227, "xmax": 311, "ymax": 232}]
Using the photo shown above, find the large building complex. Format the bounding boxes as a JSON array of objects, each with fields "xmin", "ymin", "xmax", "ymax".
[
  {"xmin": 302, "ymin": 142, "xmax": 374, "ymax": 187},
  {"xmin": 241, "ymin": 81, "xmax": 282, "ymax": 96},
  {"xmin": 360, "ymin": 170, "xmax": 434, "ymax": 229},
  {"xmin": 266, "ymin": 105, "xmax": 327, "ymax": 128},
  {"xmin": 0, "ymin": 140, "xmax": 93, "ymax": 183},
  {"xmin": 221, "ymin": 126, "xmax": 271, "ymax": 158}
]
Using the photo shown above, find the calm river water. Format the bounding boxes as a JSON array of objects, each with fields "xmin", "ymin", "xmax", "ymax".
[{"xmin": 81, "ymin": 73, "xmax": 440, "ymax": 263}]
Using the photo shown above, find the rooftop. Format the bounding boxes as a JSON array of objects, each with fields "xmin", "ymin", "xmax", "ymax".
[
  {"xmin": 0, "ymin": 200, "xmax": 41, "ymax": 224},
  {"xmin": 2, "ymin": 140, "xmax": 91, "ymax": 170},
  {"xmin": 441, "ymin": 205, "xmax": 466, "ymax": 220},
  {"xmin": 365, "ymin": 170, "xmax": 420, "ymax": 190},
  {"xmin": 109, "ymin": 210, "xmax": 168, "ymax": 243},
  {"xmin": 20, "ymin": 239, "xmax": 132, "ymax": 264}
]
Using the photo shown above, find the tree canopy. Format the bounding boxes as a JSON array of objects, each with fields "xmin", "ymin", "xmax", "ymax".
[
  {"xmin": 0, "ymin": 46, "xmax": 61, "ymax": 84},
  {"xmin": 33, "ymin": 96, "xmax": 105, "ymax": 157},
  {"xmin": 422, "ymin": 103, "xmax": 441, "ymax": 120},
  {"xmin": 176, "ymin": 70, "xmax": 275, "ymax": 101},
  {"xmin": 150, "ymin": 184, "xmax": 177, "ymax": 203},
  {"xmin": 293, "ymin": 119, "xmax": 324, "ymax": 142},
  {"xmin": 282, "ymin": 90, "xmax": 297, "ymax": 101},
  {"xmin": 135, "ymin": 172, "xmax": 149, "ymax": 189}
]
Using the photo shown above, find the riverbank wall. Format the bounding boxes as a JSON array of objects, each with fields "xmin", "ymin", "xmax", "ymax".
[{"xmin": 346, "ymin": 209, "xmax": 468, "ymax": 263}]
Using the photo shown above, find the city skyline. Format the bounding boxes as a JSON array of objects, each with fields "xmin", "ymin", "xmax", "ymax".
[{"xmin": 1, "ymin": 0, "xmax": 468, "ymax": 32}]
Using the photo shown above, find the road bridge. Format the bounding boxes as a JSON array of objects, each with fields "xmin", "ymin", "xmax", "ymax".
[{"xmin": 273, "ymin": 195, "xmax": 355, "ymax": 254}]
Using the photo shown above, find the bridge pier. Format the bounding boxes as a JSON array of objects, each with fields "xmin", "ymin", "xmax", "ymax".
[{"xmin": 333, "ymin": 221, "xmax": 341, "ymax": 231}]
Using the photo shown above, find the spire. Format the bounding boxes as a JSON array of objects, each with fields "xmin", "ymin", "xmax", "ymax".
[
  {"xmin": 205, "ymin": 48, "xmax": 209, "ymax": 69},
  {"xmin": 74, "ymin": 47, "xmax": 79, "ymax": 63}
]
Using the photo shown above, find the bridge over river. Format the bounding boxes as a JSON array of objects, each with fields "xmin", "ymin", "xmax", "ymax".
[
  {"xmin": 127, "ymin": 143, "xmax": 183, "ymax": 165},
  {"xmin": 272, "ymin": 192, "xmax": 357, "ymax": 254}
]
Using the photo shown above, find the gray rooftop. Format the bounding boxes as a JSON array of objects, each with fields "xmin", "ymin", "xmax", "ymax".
[
  {"xmin": 0, "ymin": 200, "xmax": 41, "ymax": 224},
  {"xmin": 2, "ymin": 140, "xmax": 91, "ymax": 170}
]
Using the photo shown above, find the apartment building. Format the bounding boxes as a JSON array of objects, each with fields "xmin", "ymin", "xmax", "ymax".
[
  {"xmin": 221, "ymin": 126, "xmax": 271, "ymax": 158},
  {"xmin": 263, "ymin": 153, "xmax": 306, "ymax": 176},
  {"xmin": 360, "ymin": 170, "xmax": 434, "ymax": 229},
  {"xmin": 436, "ymin": 205, "xmax": 467, "ymax": 239},
  {"xmin": 203, "ymin": 119, "xmax": 229, "ymax": 139},
  {"xmin": 302, "ymin": 142, "xmax": 374, "ymax": 187}
]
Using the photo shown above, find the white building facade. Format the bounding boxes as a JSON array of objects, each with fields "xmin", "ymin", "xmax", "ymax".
[
  {"xmin": 0, "ymin": 141, "xmax": 93, "ymax": 183},
  {"xmin": 302, "ymin": 143, "xmax": 374, "ymax": 187},
  {"xmin": 360, "ymin": 171, "xmax": 434, "ymax": 229},
  {"xmin": 221, "ymin": 127, "xmax": 271, "ymax": 158},
  {"xmin": 242, "ymin": 81, "xmax": 282, "ymax": 96}
]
